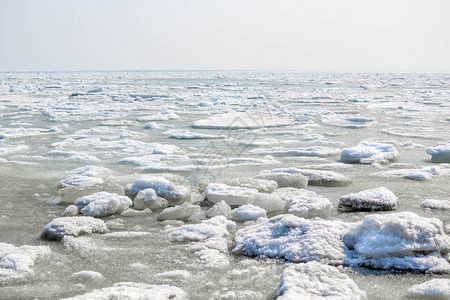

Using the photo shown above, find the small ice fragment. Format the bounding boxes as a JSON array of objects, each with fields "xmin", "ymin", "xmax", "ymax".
[{"xmin": 338, "ymin": 187, "xmax": 398, "ymax": 212}]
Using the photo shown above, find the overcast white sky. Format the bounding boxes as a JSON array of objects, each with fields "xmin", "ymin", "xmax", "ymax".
[{"xmin": 0, "ymin": 0, "xmax": 449, "ymax": 72}]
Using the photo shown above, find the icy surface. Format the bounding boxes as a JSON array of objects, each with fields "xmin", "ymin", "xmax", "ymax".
[
  {"xmin": 284, "ymin": 190, "xmax": 332, "ymax": 218},
  {"xmin": 192, "ymin": 112, "xmax": 293, "ymax": 129},
  {"xmin": 231, "ymin": 204, "xmax": 267, "ymax": 221},
  {"xmin": 255, "ymin": 170, "xmax": 308, "ymax": 189},
  {"xmin": 260, "ymin": 167, "xmax": 351, "ymax": 187},
  {"xmin": 157, "ymin": 203, "xmax": 202, "ymax": 221},
  {"xmin": 421, "ymin": 199, "xmax": 450, "ymax": 210},
  {"xmin": 75, "ymin": 192, "xmax": 132, "ymax": 217},
  {"xmin": 61, "ymin": 282, "xmax": 187, "ymax": 300},
  {"xmin": 340, "ymin": 141, "xmax": 399, "ymax": 164},
  {"xmin": 133, "ymin": 188, "xmax": 169, "ymax": 210},
  {"xmin": 276, "ymin": 261, "xmax": 366, "ymax": 300},
  {"xmin": 338, "ymin": 187, "xmax": 398, "ymax": 212}
]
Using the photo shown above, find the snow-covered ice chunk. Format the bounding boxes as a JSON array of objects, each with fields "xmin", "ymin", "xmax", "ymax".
[
  {"xmin": 0, "ymin": 242, "xmax": 51, "ymax": 285},
  {"xmin": 167, "ymin": 130, "xmax": 226, "ymax": 139},
  {"xmin": 63, "ymin": 205, "xmax": 79, "ymax": 216},
  {"xmin": 421, "ymin": 199, "xmax": 450, "ymax": 210},
  {"xmin": 58, "ymin": 181, "xmax": 125, "ymax": 204},
  {"xmin": 426, "ymin": 143, "xmax": 450, "ymax": 163},
  {"xmin": 206, "ymin": 200, "xmax": 232, "ymax": 218},
  {"xmin": 125, "ymin": 175, "xmax": 190, "ymax": 205},
  {"xmin": 343, "ymin": 212, "xmax": 450, "ymax": 272},
  {"xmin": 171, "ymin": 216, "xmax": 235, "ymax": 243},
  {"xmin": 321, "ymin": 112, "xmax": 376, "ymax": 129},
  {"xmin": 338, "ymin": 187, "xmax": 398, "ymax": 212},
  {"xmin": 407, "ymin": 279, "xmax": 450, "ymax": 299},
  {"xmin": 255, "ymin": 171, "xmax": 308, "ymax": 189},
  {"xmin": 157, "ymin": 203, "xmax": 202, "ymax": 221},
  {"xmin": 284, "ymin": 191, "xmax": 332, "ymax": 218},
  {"xmin": 263, "ymin": 168, "xmax": 351, "ymax": 187},
  {"xmin": 276, "ymin": 261, "xmax": 366, "ymax": 300},
  {"xmin": 233, "ymin": 214, "xmax": 352, "ymax": 265},
  {"xmin": 133, "ymin": 188, "xmax": 169, "ymax": 210},
  {"xmin": 41, "ymin": 216, "xmax": 108, "ymax": 241},
  {"xmin": 61, "ymin": 282, "xmax": 187, "ymax": 300},
  {"xmin": 0, "ymin": 127, "xmax": 62, "ymax": 139},
  {"xmin": 204, "ymin": 183, "xmax": 285, "ymax": 212},
  {"xmin": 70, "ymin": 270, "xmax": 103, "ymax": 283},
  {"xmin": 339, "ymin": 141, "xmax": 399, "ymax": 164},
  {"xmin": 231, "ymin": 204, "xmax": 267, "ymax": 222},
  {"xmin": 69, "ymin": 165, "xmax": 111, "ymax": 177},
  {"xmin": 59, "ymin": 175, "xmax": 104, "ymax": 188},
  {"xmin": 373, "ymin": 166, "xmax": 442, "ymax": 181},
  {"xmin": 192, "ymin": 112, "xmax": 293, "ymax": 129},
  {"xmin": 155, "ymin": 270, "xmax": 191, "ymax": 281},
  {"xmin": 75, "ymin": 192, "xmax": 132, "ymax": 217},
  {"xmin": 0, "ymin": 144, "xmax": 29, "ymax": 156}
]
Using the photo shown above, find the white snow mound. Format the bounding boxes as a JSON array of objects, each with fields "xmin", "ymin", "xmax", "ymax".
[
  {"xmin": 340, "ymin": 141, "xmax": 398, "ymax": 164},
  {"xmin": 338, "ymin": 187, "xmax": 398, "ymax": 212},
  {"xmin": 41, "ymin": 216, "xmax": 108, "ymax": 241}
]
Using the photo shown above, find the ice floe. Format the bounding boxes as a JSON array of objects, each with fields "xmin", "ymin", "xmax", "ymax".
[
  {"xmin": 204, "ymin": 183, "xmax": 285, "ymax": 212},
  {"xmin": 343, "ymin": 212, "xmax": 450, "ymax": 272},
  {"xmin": 59, "ymin": 175, "xmax": 104, "ymax": 188},
  {"xmin": 192, "ymin": 112, "xmax": 293, "ymax": 129},
  {"xmin": 255, "ymin": 170, "xmax": 308, "ymax": 189},
  {"xmin": 41, "ymin": 216, "xmax": 108, "ymax": 241},
  {"xmin": 167, "ymin": 130, "xmax": 226, "ymax": 139},
  {"xmin": 249, "ymin": 146, "xmax": 341, "ymax": 157},
  {"xmin": 0, "ymin": 127, "xmax": 62, "ymax": 139},
  {"xmin": 372, "ymin": 166, "xmax": 443, "ymax": 181},
  {"xmin": 426, "ymin": 143, "xmax": 450, "ymax": 163},
  {"xmin": 0, "ymin": 242, "xmax": 51, "ymax": 285},
  {"xmin": 283, "ymin": 190, "xmax": 332, "ymax": 218},
  {"xmin": 338, "ymin": 187, "xmax": 398, "ymax": 212},
  {"xmin": 218, "ymin": 177, "xmax": 278, "ymax": 193},
  {"xmin": 74, "ymin": 192, "xmax": 132, "ymax": 217},
  {"xmin": 137, "ymin": 109, "xmax": 180, "ymax": 121},
  {"xmin": 157, "ymin": 203, "xmax": 202, "ymax": 221},
  {"xmin": 421, "ymin": 199, "xmax": 450, "ymax": 210},
  {"xmin": 321, "ymin": 112, "xmax": 376, "ymax": 129},
  {"xmin": 205, "ymin": 200, "xmax": 232, "ymax": 218},
  {"xmin": 407, "ymin": 279, "xmax": 450, "ymax": 299},
  {"xmin": 61, "ymin": 282, "xmax": 187, "ymax": 300},
  {"xmin": 276, "ymin": 261, "xmax": 366, "ymax": 300},
  {"xmin": 0, "ymin": 144, "xmax": 29, "ymax": 156},
  {"xmin": 339, "ymin": 141, "xmax": 399, "ymax": 164},
  {"xmin": 231, "ymin": 204, "xmax": 267, "ymax": 222},
  {"xmin": 133, "ymin": 188, "xmax": 169, "ymax": 210}
]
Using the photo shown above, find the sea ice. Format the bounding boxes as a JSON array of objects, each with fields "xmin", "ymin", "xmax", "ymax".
[
  {"xmin": 407, "ymin": 279, "xmax": 450, "ymax": 299},
  {"xmin": 338, "ymin": 187, "xmax": 398, "ymax": 212},
  {"xmin": 261, "ymin": 168, "xmax": 351, "ymax": 187},
  {"xmin": 255, "ymin": 171, "xmax": 308, "ymax": 189},
  {"xmin": 276, "ymin": 261, "xmax": 366, "ymax": 300},
  {"xmin": 155, "ymin": 270, "xmax": 191, "ymax": 281},
  {"xmin": 204, "ymin": 183, "xmax": 285, "ymax": 212},
  {"xmin": 0, "ymin": 242, "xmax": 51, "ymax": 285},
  {"xmin": 373, "ymin": 166, "xmax": 441, "ymax": 181},
  {"xmin": 41, "ymin": 216, "xmax": 108, "ymax": 241},
  {"xmin": 69, "ymin": 165, "xmax": 111, "ymax": 177},
  {"xmin": 343, "ymin": 212, "xmax": 450, "ymax": 272},
  {"xmin": 70, "ymin": 270, "xmax": 103, "ymax": 283},
  {"xmin": 157, "ymin": 203, "xmax": 202, "ymax": 221},
  {"xmin": 231, "ymin": 204, "xmax": 267, "ymax": 222},
  {"xmin": 167, "ymin": 130, "xmax": 226, "ymax": 139},
  {"xmin": 125, "ymin": 174, "xmax": 190, "ymax": 205},
  {"xmin": 249, "ymin": 146, "xmax": 341, "ymax": 157},
  {"xmin": 63, "ymin": 205, "xmax": 79, "ymax": 216},
  {"xmin": 59, "ymin": 175, "xmax": 104, "ymax": 188},
  {"xmin": 137, "ymin": 109, "xmax": 180, "ymax": 121},
  {"xmin": 284, "ymin": 191, "xmax": 332, "ymax": 219},
  {"xmin": 61, "ymin": 282, "xmax": 187, "ymax": 300},
  {"xmin": 421, "ymin": 199, "xmax": 450, "ymax": 210},
  {"xmin": 219, "ymin": 177, "xmax": 278, "ymax": 193},
  {"xmin": 321, "ymin": 112, "xmax": 376, "ymax": 129},
  {"xmin": 426, "ymin": 143, "xmax": 450, "ymax": 163},
  {"xmin": 0, "ymin": 144, "xmax": 29, "ymax": 156},
  {"xmin": 233, "ymin": 214, "xmax": 352, "ymax": 265},
  {"xmin": 75, "ymin": 192, "xmax": 132, "ymax": 217},
  {"xmin": 205, "ymin": 200, "xmax": 232, "ymax": 218},
  {"xmin": 339, "ymin": 141, "xmax": 399, "ymax": 164},
  {"xmin": 133, "ymin": 188, "xmax": 169, "ymax": 210}
]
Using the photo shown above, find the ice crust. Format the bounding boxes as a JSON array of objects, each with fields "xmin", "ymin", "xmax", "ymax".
[
  {"xmin": 407, "ymin": 279, "xmax": 450, "ymax": 299},
  {"xmin": 204, "ymin": 183, "xmax": 285, "ymax": 212},
  {"xmin": 75, "ymin": 192, "xmax": 132, "ymax": 217},
  {"xmin": 338, "ymin": 187, "xmax": 398, "ymax": 212},
  {"xmin": 41, "ymin": 217, "xmax": 108, "ymax": 241},
  {"xmin": 343, "ymin": 212, "xmax": 450, "ymax": 272},
  {"xmin": 133, "ymin": 188, "xmax": 169, "ymax": 210},
  {"xmin": 0, "ymin": 242, "xmax": 51, "ymax": 285},
  {"xmin": 421, "ymin": 199, "xmax": 450, "ymax": 210},
  {"xmin": 231, "ymin": 204, "xmax": 267, "ymax": 221},
  {"xmin": 249, "ymin": 146, "xmax": 341, "ymax": 157},
  {"xmin": 339, "ymin": 141, "xmax": 399, "ymax": 164},
  {"xmin": 255, "ymin": 170, "xmax": 308, "ymax": 189},
  {"xmin": 276, "ymin": 261, "xmax": 366, "ymax": 300},
  {"xmin": 61, "ymin": 282, "xmax": 187, "ymax": 300},
  {"xmin": 284, "ymin": 191, "xmax": 332, "ymax": 218},
  {"xmin": 259, "ymin": 168, "xmax": 351, "ymax": 187},
  {"xmin": 192, "ymin": 112, "xmax": 293, "ymax": 129},
  {"xmin": 59, "ymin": 175, "xmax": 104, "ymax": 188},
  {"xmin": 426, "ymin": 143, "xmax": 450, "ymax": 163},
  {"xmin": 157, "ymin": 203, "xmax": 202, "ymax": 221}
]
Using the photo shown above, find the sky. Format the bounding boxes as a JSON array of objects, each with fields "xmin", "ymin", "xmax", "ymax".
[{"xmin": 0, "ymin": 0, "xmax": 449, "ymax": 72}]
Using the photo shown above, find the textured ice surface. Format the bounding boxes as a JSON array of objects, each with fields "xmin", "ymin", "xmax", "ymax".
[
  {"xmin": 59, "ymin": 175, "xmax": 104, "ymax": 188},
  {"xmin": 0, "ymin": 144, "xmax": 29, "ymax": 156},
  {"xmin": 284, "ymin": 191, "xmax": 332, "ymax": 218},
  {"xmin": 276, "ymin": 261, "xmax": 366, "ymax": 300},
  {"xmin": 421, "ymin": 199, "xmax": 450, "ymax": 210},
  {"xmin": 338, "ymin": 187, "xmax": 398, "ymax": 212},
  {"xmin": 249, "ymin": 146, "xmax": 341, "ymax": 157},
  {"xmin": 426, "ymin": 143, "xmax": 450, "ymax": 163},
  {"xmin": 321, "ymin": 112, "xmax": 376, "ymax": 129},
  {"xmin": 261, "ymin": 168, "xmax": 351, "ymax": 187},
  {"xmin": 137, "ymin": 109, "xmax": 180, "ymax": 122},
  {"xmin": 167, "ymin": 130, "xmax": 226, "ymax": 139},
  {"xmin": 75, "ymin": 192, "xmax": 132, "ymax": 217},
  {"xmin": 133, "ymin": 188, "xmax": 169, "ymax": 210},
  {"xmin": 157, "ymin": 203, "xmax": 202, "ymax": 221},
  {"xmin": 61, "ymin": 282, "xmax": 187, "ymax": 300},
  {"xmin": 340, "ymin": 141, "xmax": 399, "ymax": 164},
  {"xmin": 233, "ymin": 214, "xmax": 352, "ymax": 265},
  {"xmin": 41, "ymin": 217, "xmax": 108, "ymax": 241},
  {"xmin": 407, "ymin": 279, "xmax": 450, "ymax": 299},
  {"xmin": 0, "ymin": 242, "xmax": 51, "ymax": 285},
  {"xmin": 219, "ymin": 178, "xmax": 278, "ymax": 193},
  {"xmin": 373, "ymin": 166, "xmax": 443, "ymax": 181},
  {"xmin": 231, "ymin": 204, "xmax": 267, "ymax": 221},
  {"xmin": 205, "ymin": 200, "xmax": 232, "ymax": 218},
  {"xmin": 343, "ymin": 212, "xmax": 450, "ymax": 272}
]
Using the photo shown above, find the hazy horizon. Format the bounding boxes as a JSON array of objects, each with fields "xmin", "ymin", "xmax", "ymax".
[{"xmin": 1, "ymin": 0, "xmax": 449, "ymax": 72}]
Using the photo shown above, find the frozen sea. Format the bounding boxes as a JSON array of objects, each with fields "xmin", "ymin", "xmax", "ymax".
[{"xmin": 0, "ymin": 71, "xmax": 449, "ymax": 299}]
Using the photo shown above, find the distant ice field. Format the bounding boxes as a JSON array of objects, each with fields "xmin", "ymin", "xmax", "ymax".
[{"xmin": 0, "ymin": 71, "xmax": 449, "ymax": 299}]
